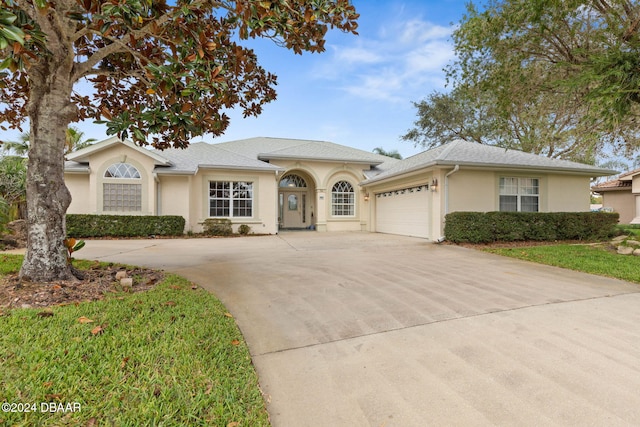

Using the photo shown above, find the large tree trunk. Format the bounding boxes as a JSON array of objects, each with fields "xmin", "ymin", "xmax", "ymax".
[{"xmin": 19, "ymin": 52, "xmax": 76, "ymax": 282}]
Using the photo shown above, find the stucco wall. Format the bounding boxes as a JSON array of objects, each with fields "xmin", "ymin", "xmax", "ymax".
[
  {"xmin": 158, "ymin": 175, "xmax": 191, "ymax": 228},
  {"xmin": 65, "ymin": 173, "xmax": 91, "ymax": 214},
  {"xmin": 186, "ymin": 168, "xmax": 279, "ymax": 234},
  {"xmin": 602, "ymin": 190, "xmax": 635, "ymax": 224},
  {"xmin": 546, "ymin": 174, "xmax": 590, "ymax": 212}
]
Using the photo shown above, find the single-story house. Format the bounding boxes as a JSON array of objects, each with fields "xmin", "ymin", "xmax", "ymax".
[
  {"xmin": 591, "ymin": 168, "xmax": 640, "ymax": 224},
  {"xmin": 64, "ymin": 137, "xmax": 615, "ymax": 240}
]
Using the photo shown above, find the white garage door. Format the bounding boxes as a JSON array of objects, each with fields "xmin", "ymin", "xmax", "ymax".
[{"xmin": 375, "ymin": 185, "xmax": 430, "ymax": 238}]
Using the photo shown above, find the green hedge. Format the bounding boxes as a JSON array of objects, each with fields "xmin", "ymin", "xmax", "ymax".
[
  {"xmin": 66, "ymin": 214, "xmax": 185, "ymax": 238},
  {"xmin": 444, "ymin": 211, "xmax": 619, "ymax": 243}
]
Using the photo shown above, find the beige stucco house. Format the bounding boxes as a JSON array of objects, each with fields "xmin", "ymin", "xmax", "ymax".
[
  {"xmin": 64, "ymin": 137, "xmax": 615, "ymax": 240},
  {"xmin": 591, "ymin": 168, "xmax": 640, "ymax": 224}
]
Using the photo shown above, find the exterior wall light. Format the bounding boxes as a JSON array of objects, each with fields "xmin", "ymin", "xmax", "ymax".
[{"xmin": 431, "ymin": 178, "xmax": 438, "ymax": 192}]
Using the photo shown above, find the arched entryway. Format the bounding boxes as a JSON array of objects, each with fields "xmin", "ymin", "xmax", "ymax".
[{"xmin": 278, "ymin": 171, "xmax": 316, "ymax": 230}]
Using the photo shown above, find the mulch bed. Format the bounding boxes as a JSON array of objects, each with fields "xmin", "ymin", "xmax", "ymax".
[{"xmin": 0, "ymin": 264, "xmax": 164, "ymax": 310}]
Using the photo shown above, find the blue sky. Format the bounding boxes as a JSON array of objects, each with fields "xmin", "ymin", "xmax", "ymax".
[{"xmin": 1, "ymin": 0, "xmax": 469, "ymax": 158}]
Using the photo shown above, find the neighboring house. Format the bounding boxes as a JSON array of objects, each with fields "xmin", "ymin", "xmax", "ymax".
[
  {"xmin": 591, "ymin": 168, "xmax": 640, "ymax": 224},
  {"xmin": 64, "ymin": 137, "xmax": 615, "ymax": 240}
]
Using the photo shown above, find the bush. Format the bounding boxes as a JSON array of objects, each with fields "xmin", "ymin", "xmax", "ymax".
[
  {"xmin": 238, "ymin": 224, "xmax": 251, "ymax": 235},
  {"xmin": 444, "ymin": 211, "xmax": 619, "ymax": 243},
  {"xmin": 202, "ymin": 218, "xmax": 232, "ymax": 236},
  {"xmin": 66, "ymin": 214, "xmax": 185, "ymax": 238}
]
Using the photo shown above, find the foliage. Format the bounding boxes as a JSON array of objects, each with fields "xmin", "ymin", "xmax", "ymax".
[
  {"xmin": 0, "ymin": 155, "xmax": 26, "ymax": 220},
  {"xmin": 238, "ymin": 224, "xmax": 251, "ymax": 235},
  {"xmin": 66, "ymin": 214, "xmax": 185, "ymax": 238},
  {"xmin": 2, "ymin": 127, "xmax": 97, "ymax": 155},
  {"xmin": 0, "ymin": 258, "xmax": 269, "ymax": 426},
  {"xmin": 0, "ymin": 195, "xmax": 8, "ymax": 233},
  {"xmin": 372, "ymin": 147, "xmax": 402, "ymax": 159},
  {"xmin": 63, "ymin": 237, "xmax": 85, "ymax": 265},
  {"xmin": 485, "ymin": 244, "xmax": 640, "ymax": 284},
  {"xmin": 444, "ymin": 211, "xmax": 619, "ymax": 243},
  {"xmin": 203, "ymin": 218, "xmax": 233, "ymax": 236},
  {"xmin": 405, "ymin": 0, "xmax": 640, "ymax": 160},
  {"xmin": 0, "ymin": 0, "xmax": 359, "ymax": 149}
]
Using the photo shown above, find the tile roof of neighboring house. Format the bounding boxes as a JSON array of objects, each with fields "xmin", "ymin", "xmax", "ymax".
[
  {"xmin": 591, "ymin": 167, "xmax": 640, "ymax": 191},
  {"xmin": 362, "ymin": 139, "xmax": 617, "ymax": 185},
  {"xmin": 591, "ymin": 179, "xmax": 631, "ymax": 191}
]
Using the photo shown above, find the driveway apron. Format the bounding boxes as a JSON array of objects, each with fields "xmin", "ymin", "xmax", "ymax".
[{"xmin": 78, "ymin": 232, "xmax": 640, "ymax": 426}]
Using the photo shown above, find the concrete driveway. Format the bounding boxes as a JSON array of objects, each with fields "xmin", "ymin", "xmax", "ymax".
[{"xmin": 77, "ymin": 232, "xmax": 640, "ymax": 426}]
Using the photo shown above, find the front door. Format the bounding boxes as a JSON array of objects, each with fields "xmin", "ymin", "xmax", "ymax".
[{"xmin": 281, "ymin": 191, "xmax": 306, "ymax": 228}]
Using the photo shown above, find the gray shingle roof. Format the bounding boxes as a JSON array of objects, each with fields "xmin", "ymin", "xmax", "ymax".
[
  {"xmin": 217, "ymin": 137, "xmax": 392, "ymax": 166},
  {"xmin": 363, "ymin": 140, "xmax": 616, "ymax": 185},
  {"xmin": 155, "ymin": 142, "xmax": 282, "ymax": 174}
]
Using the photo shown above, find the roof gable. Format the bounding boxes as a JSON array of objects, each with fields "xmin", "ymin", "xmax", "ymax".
[{"xmin": 66, "ymin": 136, "xmax": 171, "ymax": 166}]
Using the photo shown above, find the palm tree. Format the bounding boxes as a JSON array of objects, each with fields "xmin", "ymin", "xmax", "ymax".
[
  {"xmin": 1, "ymin": 133, "xmax": 30, "ymax": 156},
  {"xmin": 372, "ymin": 147, "xmax": 403, "ymax": 160},
  {"xmin": 1, "ymin": 127, "xmax": 96, "ymax": 157},
  {"xmin": 65, "ymin": 126, "xmax": 97, "ymax": 154}
]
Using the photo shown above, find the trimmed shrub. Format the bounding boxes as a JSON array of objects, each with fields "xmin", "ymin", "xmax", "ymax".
[
  {"xmin": 238, "ymin": 224, "xmax": 251, "ymax": 235},
  {"xmin": 444, "ymin": 211, "xmax": 619, "ymax": 243},
  {"xmin": 66, "ymin": 214, "xmax": 185, "ymax": 238},
  {"xmin": 202, "ymin": 218, "xmax": 232, "ymax": 236}
]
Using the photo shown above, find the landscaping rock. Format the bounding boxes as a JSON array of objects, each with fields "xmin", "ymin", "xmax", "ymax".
[
  {"xmin": 115, "ymin": 271, "xmax": 128, "ymax": 280},
  {"xmin": 612, "ymin": 235, "xmax": 629, "ymax": 244},
  {"xmin": 120, "ymin": 278, "xmax": 133, "ymax": 288},
  {"xmin": 634, "ymin": 249, "xmax": 640, "ymax": 257},
  {"xmin": 617, "ymin": 246, "xmax": 634, "ymax": 255},
  {"xmin": 625, "ymin": 239, "xmax": 640, "ymax": 247}
]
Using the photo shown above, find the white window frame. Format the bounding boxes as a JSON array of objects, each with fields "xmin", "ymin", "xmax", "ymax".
[
  {"xmin": 499, "ymin": 177, "xmax": 539, "ymax": 212},
  {"xmin": 209, "ymin": 181, "xmax": 254, "ymax": 218},
  {"xmin": 102, "ymin": 163, "xmax": 142, "ymax": 212},
  {"xmin": 331, "ymin": 180, "xmax": 355, "ymax": 217}
]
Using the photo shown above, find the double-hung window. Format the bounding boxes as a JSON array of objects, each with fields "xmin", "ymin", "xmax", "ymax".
[
  {"xmin": 331, "ymin": 181, "xmax": 355, "ymax": 216},
  {"xmin": 209, "ymin": 181, "xmax": 253, "ymax": 218},
  {"xmin": 499, "ymin": 177, "xmax": 539, "ymax": 212}
]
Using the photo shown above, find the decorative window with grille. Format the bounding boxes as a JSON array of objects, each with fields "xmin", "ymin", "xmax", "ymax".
[
  {"xmin": 331, "ymin": 180, "xmax": 355, "ymax": 216},
  {"xmin": 102, "ymin": 163, "xmax": 142, "ymax": 212},
  {"xmin": 499, "ymin": 177, "xmax": 539, "ymax": 212},
  {"xmin": 209, "ymin": 181, "xmax": 253, "ymax": 217}
]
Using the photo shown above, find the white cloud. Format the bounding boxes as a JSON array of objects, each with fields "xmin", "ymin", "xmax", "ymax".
[{"xmin": 316, "ymin": 15, "xmax": 455, "ymax": 104}]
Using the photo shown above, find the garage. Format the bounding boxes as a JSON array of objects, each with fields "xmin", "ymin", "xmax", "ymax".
[{"xmin": 375, "ymin": 185, "xmax": 430, "ymax": 238}]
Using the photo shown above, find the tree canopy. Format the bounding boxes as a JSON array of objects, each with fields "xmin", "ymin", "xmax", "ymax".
[{"xmin": 404, "ymin": 0, "xmax": 640, "ymax": 161}]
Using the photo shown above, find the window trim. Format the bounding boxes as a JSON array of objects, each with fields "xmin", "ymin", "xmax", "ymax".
[
  {"xmin": 331, "ymin": 180, "xmax": 356, "ymax": 217},
  {"xmin": 208, "ymin": 180, "xmax": 254, "ymax": 218},
  {"xmin": 499, "ymin": 176, "xmax": 540, "ymax": 212}
]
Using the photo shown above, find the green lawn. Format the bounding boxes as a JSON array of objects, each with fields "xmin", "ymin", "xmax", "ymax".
[
  {"xmin": 0, "ymin": 255, "xmax": 269, "ymax": 427},
  {"xmin": 484, "ymin": 244, "xmax": 640, "ymax": 284}
]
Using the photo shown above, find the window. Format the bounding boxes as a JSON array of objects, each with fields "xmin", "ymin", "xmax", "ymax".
[
  {"xmin": 209, "ymin": 181, "xmax": 253, "ymax": 217},
  {"xmin": 103, "ymin": 183, "xmax": 142, "ymax": 212},
  {"xmin": 102, "ymin": 163, "xmax": 142, "ymax": 212},
  {"xmin": 279, "ymin": 174, "xmax": 307, "ymax": 188},
  {"xmin": 499, "ymin": 177, "xmax": 539, "ymax": 212},
  {"xmin": 331, "ymin": 181, "xmax": 355, "ymax": 216},
  {"xmin": 104, "ymin": 163, "xmax": 141, "ymax": 179}
]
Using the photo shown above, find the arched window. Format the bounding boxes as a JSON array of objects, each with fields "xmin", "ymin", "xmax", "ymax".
[
  {"xmin": 279, "ymin": 174, "xmax": 307, "ymax": 188},
  {"xmin": 331, "ymin": 181, "xmax": 355, "ymax": 216},
  {"xmin": 104, "ymin": 163, "xmax": 141, "ymax": 179},
  {"xmin": 103, "ymin": 162, "xmax": 142, "ymax": 212}
]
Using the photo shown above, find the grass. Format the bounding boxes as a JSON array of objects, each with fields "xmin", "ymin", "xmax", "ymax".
[
  {"xmin": 0, "ymin": 255, "xmax": 269, "ymax": 427},
  {"xmin": 484, "ymin": 244, "xmax": 640, "ymax": 284}
]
